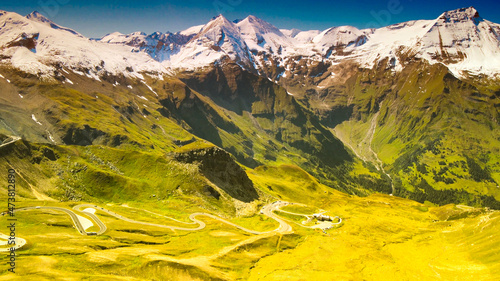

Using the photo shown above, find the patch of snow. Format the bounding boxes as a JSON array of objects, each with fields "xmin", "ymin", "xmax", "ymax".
[
  {"xmin": 46, "ymin": 130, "xmax": 56, "ymax": 143},
  {"xmin": 4, "ymin": 47, "xmax": 54, "ymax": 77},
  {"xmin": 73, "ymin": 70, "xmax": 85, "ymax": 76},
  {"xmin": 138, "ymin": 95, "xmax": 148, "ymax": 101},
  {"xmin": 294, "ymin": 30, "xmax": 321, "ymax": 43},
  {"xmin": 127, "ymin": 85, "xmax": 133, "ymax": 89},
  {"xmin": 134, "ymin": 73, "xmax": 145, "ymax": 80},
  {"xmin": 31, "ymin": 114, "xmax": 43, "ymax": 125},
  {"xmin": 141, "ymin": 81, "xmax": 158, "ymax": 96},
  {"xmin": 85, "ymin": 72, "xmax": 101, "ymax": 81},
  {"xmin": 18, "ymin": 94, "xmax": 23, "ymax": 98}
]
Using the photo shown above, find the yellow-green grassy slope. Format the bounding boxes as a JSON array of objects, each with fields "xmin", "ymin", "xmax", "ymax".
[
  {"xmin": 247, "ymin": 165, "xmax": 500, "ymax": 281},
  {"xmin": 0, "ymin": 163, "xmax": 498, "ymax": 280}
]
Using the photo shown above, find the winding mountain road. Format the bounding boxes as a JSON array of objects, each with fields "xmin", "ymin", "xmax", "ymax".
[
  {"xmin": 11, "ymin": 203, "xmax": 296, "ymax": 237},
  {"xmin": 261, "ymin": 201, "xmax": 293, "ymax": 233},
  {"xmin": 73, "ymin": 203, "xmax": 291, "ymax": 235},
  {"xmin": 77, "ymin": 207, "xmax": 107, "ymax": 235},
  {"xmin": 17, "ymin": 206, "xmax": 88, "ymax": 235},
  {"xmin": 12, "ymin": 200, "xmax": 341, "ymax": 241},
  {"xmin": 6, "ymin": 200, "xmax": 342, "ymax": 255}
]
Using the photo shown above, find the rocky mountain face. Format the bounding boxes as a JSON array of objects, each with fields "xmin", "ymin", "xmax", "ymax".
[
  {"xmin": 174, "ymin": 146, "xmax": 258, "ymax": 202},
  {"xmin": 0, "ymin": 7, "xmax": 499, "ymax": 207}
]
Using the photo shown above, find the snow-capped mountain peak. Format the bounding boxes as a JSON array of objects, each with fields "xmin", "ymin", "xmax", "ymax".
[
  {"xmin": 236, "ymin": 15, "xmax": 292, "ymax": 54},
  {"xmin": 25, "ymin": 10, "xmax": 82, "ymax": 36},
  {"xmin": 412, "ymin": 7, "xmax": 500, "ymax": 77},
  {"xmin": 203, "ymin": 14, "xmax": 233, "ymax": 30},
  {"xmin": 239, "ymin": 15, "xmax": 283, "ymax": 35},
  {"xmin": 99, "ymin": 30, "xmax": 194, "ymax": 62},
  {"xmin": 25, "ymin": 11, "xmax": 51, "ymax": 23},
  {"xmin": 194, "ymin": 14, "xmax": 240, "ymax": 42},
  {"xmin": 437, "ymin": 6, "xmax": 481, "ymax": 24},
  {"xmin": 165, "ymin": 14, "xmax": 253, "ymax": 69}
]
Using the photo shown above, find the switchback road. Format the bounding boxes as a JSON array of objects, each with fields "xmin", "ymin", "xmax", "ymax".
[
  {"xmin": 17, "ymin": 206, "xmax": 88, "ymax": 235},
  {"xmin": 11, "ymin": 200, "xmax": 342, "ymax": 240},
  {"xmin": 73, "ymin": 203, "xmax": 292, "ymax": 235}
]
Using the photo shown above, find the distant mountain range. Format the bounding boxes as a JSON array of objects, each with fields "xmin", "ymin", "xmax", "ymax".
[
  {"xmin": 1, "ymin": 7, "xmax": 500, "ymax": 80},
  {"xmin": 0, "ymin": 6, "xmax": 499, "ymax": 208}
]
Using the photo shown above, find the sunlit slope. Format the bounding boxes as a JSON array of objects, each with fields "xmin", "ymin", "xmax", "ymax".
[
  {"xmin": 0, "ymin": 137, "xmax": 263, "ymax": 217},
  {"xmin": 248, "ymin": 164, "xmax": 349, "ymax": 204},
  {"xmin": 0, "ymin": 200, "xmax": 282, "ymax": 281},
  {"xmin": 248, "ymin": 210, "xmax": 500, "ymax": 281},
  {"xmin": 1, "ymin": 159, "xmax": 498, "ymax": 280},
  {"xmin": 247, "ymin": 165, "xmax": 500, "ymax": 280}
]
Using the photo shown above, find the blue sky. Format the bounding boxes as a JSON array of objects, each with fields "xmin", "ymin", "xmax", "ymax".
[{"xmin": 2, "ymin": 0, "xmax": 499, "ymax": 38}]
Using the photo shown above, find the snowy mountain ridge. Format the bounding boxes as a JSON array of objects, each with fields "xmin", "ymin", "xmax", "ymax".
[
  {"xmin": 0, "ymin": 7, "xmax": 499, "ymax": 81},
  {"xmin": 0, "ymin": 10, "xmax": 168, "ymax": 81}
]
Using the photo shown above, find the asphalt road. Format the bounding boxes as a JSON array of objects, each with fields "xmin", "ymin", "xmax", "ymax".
[
  {"xmin": 1, "ymin": 198, "xmax": 342, "ymax": 257},
  {"xmin": 73, "ymin": 204, "xmax": 290, "ymax": 234},
  {"xmin": 17, "ymin": 206, "xmax": 88, "ymax": 235},
  {"xmin": 78, "ymin": 209, "xmax": 107, "ymax": 235},
  {"xmin": 13, "ymin": 201, "xmax": 304, "ymax": 237},
  {"xmin": 74, "ymin": 204, "xmax": 205, "ymax": 232},
  {"xmin": 261, "ymin": 201, "xmax": 293, "ymax": 233}
]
